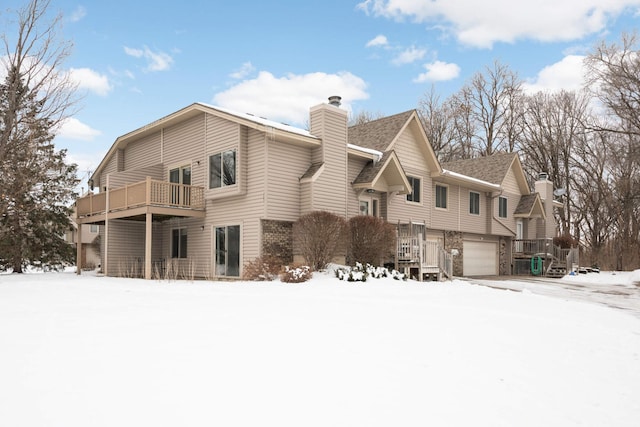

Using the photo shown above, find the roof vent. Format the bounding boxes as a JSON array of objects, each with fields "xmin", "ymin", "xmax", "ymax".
[{"xmin": 328, "ymin": 96, "xmax": 342, "ymax": 107}]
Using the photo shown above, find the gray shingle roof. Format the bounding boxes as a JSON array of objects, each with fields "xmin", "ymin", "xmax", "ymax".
[
  {"xmin": 348, "ymin": 110, "xmax": 415, "ymax": 152},
  {"xmin": 514, "ymin": 194, "xmax": 538, "ymax": 215},
  {"xmin": 442, "ymin": 152, "xmax": 517, "ymax": 185},
  {"xmin": 300, "ymin": 162, "xmax": 323, "ymax": 180},
  {"xmin": 353, "ymin": 152, "xmax": 393, "ymax": 185}
]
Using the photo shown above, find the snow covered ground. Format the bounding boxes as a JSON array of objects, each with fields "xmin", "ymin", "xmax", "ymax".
[{"xmin": 1, "ymin": 268, "xmax": 639, "ymax": 426}]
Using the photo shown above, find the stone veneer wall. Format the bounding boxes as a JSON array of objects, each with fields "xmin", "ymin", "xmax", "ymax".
[
  {"xmin": 261, "ymin": 219, "xmax": 294, "ymax": 263},
  {"xmin": 499, "ymin": 237, "xmax": 509, "ymax": 275},
  {"xmin": 444, "ymin": 231, "xmax": 464, "ymax": 276}
]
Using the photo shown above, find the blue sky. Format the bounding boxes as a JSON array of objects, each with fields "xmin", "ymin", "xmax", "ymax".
[{"xmin": 3, "ymin": 0, "xmax": 640, "ymax": 184}]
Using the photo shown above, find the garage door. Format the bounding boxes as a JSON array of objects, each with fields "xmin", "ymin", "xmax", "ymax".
[{"xmin": 463, "ymin": 241, "xmax": 498, "ymax": 276}]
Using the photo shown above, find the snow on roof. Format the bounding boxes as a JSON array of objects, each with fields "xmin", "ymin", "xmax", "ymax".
[
  {"xmin": 347, "ymin": 143, "xmax": 383, "ymax": 159},
  {"xmin": 441, "ymin": 168, "xmax": 502, "ymax": 189},
  {"xmin": 196, "ymin": 102, "xmax": 315, "ymax": 138}
]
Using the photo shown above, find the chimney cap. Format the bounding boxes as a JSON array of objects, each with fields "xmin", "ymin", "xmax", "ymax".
[
  {"xmin": 538, "ymin": 172, "xmax": 549, "ymax": 180},
  {"xmin": 328, "ymin": 96, "xmax": 342, "ymax": 107}
]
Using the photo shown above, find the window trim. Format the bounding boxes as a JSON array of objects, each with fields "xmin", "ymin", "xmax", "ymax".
[
  {"xmin": 406, "ymin": 175, "xmax": 422, "ymax": 204},
  {"xmin": 171, "ymin": 227, "xmax": 188, "ymax": 259},
  {"xmin": 435, "ymin": 184, "xmax": 448, "ymax": 210},
  {"xmin": 168, "ymin": 163, "xmax": 192, "ymax": 185},
  {"xmin": 469, "ymin": 191, "xmax": 480, "ymax": 215},
  {"xmin": 208, "ymin": 149, "xmax": 237, "ymax": 190},
  {"xmin": 499, "ymin": 196, "xmax": 508, "ymax": 218},
  {"xmin": 358, "ymin": 196, "xmax": 380, "ymax": 216}
]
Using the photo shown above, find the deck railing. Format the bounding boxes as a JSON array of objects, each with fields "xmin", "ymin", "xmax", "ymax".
[
  {"xmin": 397, "ymin": 235, "xmax": 452, "ymax": 279},
  {"xmin": 76, "ymin": 178, "xmax": 205, "ymax": 218}
]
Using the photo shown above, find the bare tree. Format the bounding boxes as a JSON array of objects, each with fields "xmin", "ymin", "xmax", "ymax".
[
  {"xmin": 571, "ymin": 130, "xmax": 613, "ymax": 266},
  {"xmin": 520, "ymin": 90, "xmax": 591, "ymax": 236},
  {"xmin": 584, "ymin": 32, "xmax": 640, "ymax": 269},
  {"xmin": 349, "ymin": 109, "xmax": 385, "ymax": 126},
  {"xmin": 0, "ymin": 0, "xmax": 78, "ymax": 161},
  {"xmin": 455, "ymin": 60, "xmax": 523, "ymax": 156},
  {"xmin": 0, "ymin": 0, "xmax": 79, "ymax": 272},
  {"xmin": 417, "ymin": 86, "xmax": 461, "ymax": 162},
  {"xmin": 584, "ymin": 32, "xmax": 640, "ymax": 139}
]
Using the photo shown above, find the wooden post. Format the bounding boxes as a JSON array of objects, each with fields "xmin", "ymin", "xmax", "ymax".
[
  {"xmin": 146, "ymin": 176, "xmax": 151, "ymax": 206},
  {"xmin": 76, "ymin": 222, "xmax": 82, "ymax": 275},
  {"xmin": 145, "ymin": 211, "xmax": 152, "ymax": 279}
]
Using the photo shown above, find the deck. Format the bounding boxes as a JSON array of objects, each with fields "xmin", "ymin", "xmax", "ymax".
[{"xmin": 76, "ymin": 177, "xmax": 205, "ymax": 223}]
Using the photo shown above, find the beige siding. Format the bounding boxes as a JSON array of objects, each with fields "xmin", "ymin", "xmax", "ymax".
[
  {"xmin": 347, "ymin": 157, "xmax": 369, "ymax": 217},
  {"xmin": 99, "ymin": 155, "xmax": 119, "ymax": 190},
  {"xmin": 108, "ymin": 164, "xmax": 163, "ymax": 188},
  {"xmin": 309, "ymin": 105, "xmax": 348, "ymax": 216},
  {"xmin": 502, "ymin": 168, "xmax": 520, "ymax": 194},
  {"xmin": 105, "ymin": 219, "xmax": 163, "ymax": 276},
  {"xmin": 160, "ymin": 217, "xmax": 209, "ymax": 277},
  {"xmin": 125, "ymin": 133, "xmax": 162, "ymax": 171},
  {"xmin": 386, "ymin": 127, "xmax": 432, "ymax": 224},
  {"xmin": 202, "ymin": 125, "xmax": 266, "ymax": 272},
  {"xmin": 300, "ymin": 181, "xmax": 312, "ymax": 214},
  {"xmin": 266, "ymin": 140, "xmax": 310, "ymax": 221},
  {"xmin": 164, "ymin": 114, "xmax": 206, "ymax": 185},
  {"xmin": 431, "ymin": 183, "xmax": 461, "ymax": 231},
  {"xmin": 457, "ymin": 189, "xmax": 487, "ymax": 234}
]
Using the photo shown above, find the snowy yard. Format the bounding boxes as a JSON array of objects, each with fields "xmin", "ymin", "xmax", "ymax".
[{"xmin": 1, "ymin": 269, "xmax": 639, "ymax": 426}]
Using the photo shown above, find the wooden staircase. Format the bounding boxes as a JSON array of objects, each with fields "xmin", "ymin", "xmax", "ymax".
[{"xmin": 546, "ymin": 260, "xmax": 567, "ymax": 278}]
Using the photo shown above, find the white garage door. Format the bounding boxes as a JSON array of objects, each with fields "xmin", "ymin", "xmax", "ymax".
[{"xmin": 463, "ymin": 241, "xmax": 498, "ymax": 276}]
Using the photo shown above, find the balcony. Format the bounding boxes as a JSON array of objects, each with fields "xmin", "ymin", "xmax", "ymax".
[{"xmin": 76, "ymin": 177, "xmax": 205, "ymax": 223}]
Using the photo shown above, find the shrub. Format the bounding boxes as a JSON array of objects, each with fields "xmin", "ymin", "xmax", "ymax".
[
  {"xmin": 348, "ymin": 215, "xmax": 397, "ymax": 266},
  {"xmin": 335, "ymin": 262, "xmax": 406, "ymax": 282},
  {"xmin": 280, "ymin": 265, "xmax": 312, "ymax": 283},
  {"xmin": 294, "ymin": 211, "xmax": 348, "ymax": 271},
  {"xmin": 242, "ymin": 255, "xmax": 282, "ymax": 281}
]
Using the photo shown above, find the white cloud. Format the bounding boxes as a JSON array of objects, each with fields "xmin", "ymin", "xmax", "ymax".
[
  {"xmin": 68, "ymin": 6, "xmax": 87, "ymax": 23},
  {"xmin": 212, "ymin": 70, "xmax": 369, "ymax": 126},
  {"xmin": 392, "ymin": 46, "xmax": 427, "ymax": 65},
  {"xmin": 357, "ymin": 0, "xmax": 640, "ymax": 48},
  {"xmin": 124, "ymin": 46, "xmax": 174, "ymax": 72},
  {"xmin": 523, "ymin": 55, "xmax": 586, "ymax": 94},
  {"xmin": 69, "ymin": 68, "xmax": 112, "ymax": 96},
  {"xmin": 230, "ymin": 62, "xmax": 255, "ymax": 79},
  {"xmin": 366, "ymin": 35, "xmax": 389, "ymax": 47},
  {"xmin": 55, "ymin": 117, "xmax": 102, "ymax": 141},
  {"xmin": 413, "ymin": 60, "xmax": 461, "ymax": 83}
]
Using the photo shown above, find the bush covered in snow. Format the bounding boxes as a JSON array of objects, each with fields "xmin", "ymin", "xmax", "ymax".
[
  {"xmin": 280, "ymin": 265, "xmax": 313, "ymax": 283},
  {"xmin": 335, "ymin": 262, "xmax": 406, "ymax": 282}
]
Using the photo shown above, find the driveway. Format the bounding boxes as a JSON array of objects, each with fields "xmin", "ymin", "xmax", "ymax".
[{"xmin": 461, "ymin": 274, "xmax": 640, "ymax": 318}]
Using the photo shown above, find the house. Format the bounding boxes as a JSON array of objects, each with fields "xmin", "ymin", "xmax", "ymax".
[
  {"xmin": 75, "ymin": 97, "xmax": 570, "ymax": 280},
  {"xmin": 65, "ymin": 221, "xmax": 100, "ymax": 270}
]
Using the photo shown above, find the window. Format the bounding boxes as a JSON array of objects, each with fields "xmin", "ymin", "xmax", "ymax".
[
  {"xmin": 435, "ymin": 185, "xmax": 447, "ymax": 209},
  {"xmin": 90, "ymin": 224, "xmax": 98, "ymax": 233},
  {"xmin": 170, "ymin": 165, "xmax": 191, "ymax": 205},
  {"xmin": 499, "ymin": 196, "xmax": 508, "ymax": 218},
  {"xmin": 469, "ymin": 191, "xmax": 480, "ymax": 215},
  {"xmin": 209, "ymin": 150, "xmax": 236, "ymax": 189},
  {"xmin": 406, "ymin": 176, "xmax": 421, "ymax": 203},
  {"xmin": 216, "ymin": 225, "xmax": 240, "ymax": 276},
  {"xmin": 171, "ymin": 228, "xmax": 187, "ymax": 259},
  {"xmin": 358, "ymin": 198, "xmax": 379, "ymax": 216}
]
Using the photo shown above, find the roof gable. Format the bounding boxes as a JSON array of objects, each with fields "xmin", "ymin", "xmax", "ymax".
[
  {"xmin": 91, "ymin": 103, "xmax": 321, "ymax": 183},
  {"xmin": 348, "ymin": 110, "xmax": 441, "ymax": 174},
  {"xmin": 514, "ymin": 193, "xmax": 546, "ymax": 219},
  {"xmin": 352, "ymin": 151, "xmax": 412, "ymax": 194},
  {"xmin": 442, "ymin": 152, "xmax": 530, "ymax": 194}
]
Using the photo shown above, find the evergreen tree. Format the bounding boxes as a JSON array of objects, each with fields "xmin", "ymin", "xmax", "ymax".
[{"xmin": 0, "ymin": 66, "xmax": 78, "ymax": 272}]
